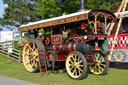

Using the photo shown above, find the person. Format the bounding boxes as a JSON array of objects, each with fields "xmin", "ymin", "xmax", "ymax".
[
  {"xmin": 62, "ymin": 26, "xmax": 68, "ymax": 39},
  {"xmin": 96, "ymin": 20, "xmax": 104, "ymax": 33},
  {"xmin": 96, "ymin": 20, "xmax": 109, "ymax": 55}
]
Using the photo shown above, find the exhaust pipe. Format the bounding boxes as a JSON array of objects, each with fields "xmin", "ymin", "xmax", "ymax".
[{"xmin": 79, "ymin": 0, "xmax": 87, "ymax": 12}]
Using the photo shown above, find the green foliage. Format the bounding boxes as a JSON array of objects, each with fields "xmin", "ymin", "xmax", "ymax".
[
  {"xmin": 0, "ymin": 27, "xmax": 3, "ymax": 31},
  {"xmin": 13, "ymin": 41, "xmax": 23, "ymax": 50},
  {"xmin": 38, "ymin": 28, "xmax": 44, "ymax": 34},
  {"xmin": 0, "ymin": 0, "xmax": 41, "ymax": 30},
  {"xmin": 38, "ymin": 0, "xmax": 61, "ymax": 19},
  {"xmin": 0, "ymin": 0, "xmax": 124, "ymax": 30},
  {"xmin": 86, "ymin": 0, "xmax": 121, "ymax": 12},
  {"xmin": 38, "ymin": 0, "xmax": 122, "ymax": 19},
  {"xmin": 38, "ymin": 0, "xmax": 80, "ymax": 19}
]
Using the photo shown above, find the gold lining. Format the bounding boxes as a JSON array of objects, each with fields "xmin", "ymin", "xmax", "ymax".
[{"xmin": 19, "ymin": 14, "xmax": 88, "ymax": 31}]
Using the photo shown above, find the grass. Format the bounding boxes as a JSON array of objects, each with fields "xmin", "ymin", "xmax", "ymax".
[{"xmin": 0, "ymin": 55, "xmax": 128, "ymax": 85}]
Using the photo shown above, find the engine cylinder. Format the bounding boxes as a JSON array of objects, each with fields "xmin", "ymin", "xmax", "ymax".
[{"xmin": 52, "ymin": 42, "xmax": 95, "ymax": 55}]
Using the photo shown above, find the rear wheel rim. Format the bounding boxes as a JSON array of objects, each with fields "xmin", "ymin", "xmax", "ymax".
[
  {"xmin": 66, "ymin": 53, "xmax": 84, "ymax": 79},
  {"xmin": 23, "ymin": 42, "xmax": 39, "ymax": 72},
  {"xmin": 89, "ymin": 52, "xmax": 106, "ymax": 75}
]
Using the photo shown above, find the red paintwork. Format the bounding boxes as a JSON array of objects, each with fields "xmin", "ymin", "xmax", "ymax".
[
  {"xmin": 46, "ymin": 34, "xmax": 108, "ymax": 61},
  {"xmin": 57, "ymin": 53, "xmax": 67, "ymax": 61},
  {"xmin": 45, "ymin": 37, "xmax": 50, "ymax": 45},
  {"xmin": 51, "ymin": 34, "xmax": 62, "ymax": 44},
  {"xmin": 35, "ymin": 10, "xmax": 116, "ymax": 62},
  {"xmin": 96, "ymin": 34, "xmax": 107, "ymax": 38},
  {"xmin": 73, "ymin": 36, "xmax": 85, "ymax": 43},
  {"xmin": 108, "ymin": 33, "xmax": 128, "ymax": 49},
  {"xmin": 80, "ymin": 22, "xmax": 86, "ymax": 30}
]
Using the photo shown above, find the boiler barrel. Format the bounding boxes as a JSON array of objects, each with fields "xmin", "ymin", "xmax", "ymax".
[
  {"xmin": 76, "ymin": 42, "xmax": 95, "ymax": 55},
  {"xmin": 52, "ymin": 42, "xmax": 95, "ymax": 55}
]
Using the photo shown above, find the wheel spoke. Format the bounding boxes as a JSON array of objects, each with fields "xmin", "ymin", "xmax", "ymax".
[
  {"xmin": 66, "ymin": 51, "xmax": 87, "ymax": 79},
  {"xmin": 78, "ymin": 64, "xmax": 83, "ymax": 67},
  {"xmin": 99, "ymin": 56, "xmax": 103, "ymax": 60},
  {"xmin": 101, "ymin": 58, "xmax": 105, "ymax": 62},
  {"xmin": 98, "ymin": 64, "xmax": 104, "ymax": 72},
  {"xmin": 77, "ymin": 67, "xmax": 83, "ymax": 72},
  {"xmin": 70, "ymin": 66, "xmax": 74, "ymax": 70},
  {"xmin": 72, "ymin": 55, "xmax": 75, "ymax": 62},
  {"xmin": 77, "ymin": 60, "xmax": 82, "ymax": 65},
  {"xmin": 78, "ymin": 56, "xmax": 80, "ymax": 62},
  {"xmin": 69, "ymin": 60, "xmax": 74, "ymax": 65},
  {"xmin": 72, "ymin": 68, "xmax": 76, "ymax": 75},
  {"xmin": 29, "ymin": 58, "xmax": 33, "ymax": 61},
  {"xmin": 32, "ymin": 42, "xmax": 36, "ymax": 49},
  {"xmin": 100, "ymin": 63, "xmax": 105, "ymax": 67},
  {"xmin": 89, "ymin": 52, "xmax": 108, "ymax": 75},
  {"xmin": 32, "ymin": 60, "xmax": 36, "ymax": 67},
  {"xmin": 90, "ymin": 65, "xmax": 95, "ymax": 72},
  {"xmin": 78, "ymin": 68, "xmax": 81, "ymax": 75},
  {"xmin": 34, "ymin": 56, "xmax": 39, "ymax": 62},
  {"xmin": 74, "ymin": 55, "xmax": 77, "ymax": 62},
  {"xmin": 23, "ymin": 41, "xmax": 40, "ymax": 72},
  {"xmin": 95, "ymin": 54, "xmax": 99, "ymax": 61},
  {"xmin": 27, "ymin": 44, "xmax": 32, "ymax": 50},
  {"xmin": 94, "ymin": 65, "xmax": 97, "ymax": 72},
  {"xmin": 98, "ymin": 66, "xmax": 101, "ymax": 72},
  {"xmin": 92, "ymin": 66, "xmax": 95, "ymax": 72},
  {"xmin": 24, "ymin": 52, "xmax": 30, "ymax": 56}
]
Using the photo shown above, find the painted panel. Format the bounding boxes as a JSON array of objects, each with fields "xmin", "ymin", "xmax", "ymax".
[{"xmin": 107, "ymin": 49, "xmax": 128, "ymax": 62}]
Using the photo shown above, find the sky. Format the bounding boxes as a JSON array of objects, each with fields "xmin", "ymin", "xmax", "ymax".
[
  {"xmin": 0, "ymin": 0, "xmax": 7, "ymax": 18},
  {"xmin": 0, "ymin": 0, "xmax": 9, "ymax": 31}
]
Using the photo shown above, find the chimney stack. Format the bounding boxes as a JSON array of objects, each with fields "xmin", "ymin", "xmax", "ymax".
[{"xmin": 79, "ymin": 0, "xmax": 87, "ymax": 12}]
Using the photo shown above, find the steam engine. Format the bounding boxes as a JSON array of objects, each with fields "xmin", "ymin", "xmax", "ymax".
[{"xmin": 38, "ymin": 33, "xmax": 107, "ymax": 61}]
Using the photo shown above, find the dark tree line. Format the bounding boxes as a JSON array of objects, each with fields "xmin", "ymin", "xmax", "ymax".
[{"xmin": 0, "ymin": 0, "xmax": 122, "ymax": 30}]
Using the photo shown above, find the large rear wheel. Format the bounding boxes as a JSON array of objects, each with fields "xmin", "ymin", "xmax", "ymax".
[
  {"xmin": 89, "ymin": 51, "xmax": 109, "ymax": 75},
  {"xmin": 22, "ymin": 41, "xmax": 39, "ymax": 72},
  {"xmin": 66, "ymin": 51, "xmax": 88, "ymax": 80}
]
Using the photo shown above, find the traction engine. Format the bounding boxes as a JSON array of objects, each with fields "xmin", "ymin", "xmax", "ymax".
[{"xmin": 20, "ymin": 2, "xmax": 116, "ymax": 79}]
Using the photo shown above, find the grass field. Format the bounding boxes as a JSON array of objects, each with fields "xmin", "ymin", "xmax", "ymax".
[{"xmin": 0, "ymin": 54, "xmax": 128, "ymax": 85}]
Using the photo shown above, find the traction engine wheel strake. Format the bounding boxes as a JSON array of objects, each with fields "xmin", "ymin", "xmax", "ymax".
[
  {"xmin": 89, "ymin": 51, "xmax": 109, "ymax": 75},
  {"xmin": 66, "ymin": 51, "xmax": 87, "ymax": 80},
  {"xmin": 23, "ymin": 41, "xmax": 39, "ymax": 72}
]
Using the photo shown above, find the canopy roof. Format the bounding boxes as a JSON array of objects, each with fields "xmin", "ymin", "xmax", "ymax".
[
  {"xmin": 18, "ymin": 11, "xmax": 90, "ymax": 31},
  {"xmin": 115, "ymin": 11, "xmax": 128, "ymax": 18},
  {"xmin": 18, "ymin": 9, "xmax": 116, "ymax": 32}
]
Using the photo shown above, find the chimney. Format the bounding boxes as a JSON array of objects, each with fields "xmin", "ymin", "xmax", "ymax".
[{"xmin": 79, "ymin": 0, "xmax": 87, "ymax": 12}]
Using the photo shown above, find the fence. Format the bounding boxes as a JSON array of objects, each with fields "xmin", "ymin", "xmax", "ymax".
[{"xmin": 0, "ymin": 40, "xmax": 22, "ymax": 63}]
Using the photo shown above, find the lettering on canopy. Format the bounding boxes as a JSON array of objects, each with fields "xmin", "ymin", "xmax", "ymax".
[{"xmin": 18, "ymin": 14, "xmax": 88, "ymax": 31}]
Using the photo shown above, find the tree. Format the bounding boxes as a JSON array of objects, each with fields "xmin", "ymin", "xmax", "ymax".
[
  {"xmin": 0, "ymin": 0, "xmax": 123, "ymax": 30},
  {"xmin": 86, "ymin": 0, "xmax": 121, "ymax": 12},
  {"xmin": 0, "ymin": 0, "xmax": 41, "ymax": 30},
  {"xmin": 0, "ymin": 27, "xmax": 3, "ymax": 31},
  {"xmin": 38, "ymin": 0, "xmax": 80, "ymax": 19},
  {"xmin": 38, "ymin": 0, "xmax": 122, "ymax": 19},
  {"xmin": 38, "ymin": 0, "xmax": 61, "ymax": 19}
]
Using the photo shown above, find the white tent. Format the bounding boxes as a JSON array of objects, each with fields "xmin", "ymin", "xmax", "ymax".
[{"xmin": 0, "ymin": 31, "xmax": 13, "ymax": 42}]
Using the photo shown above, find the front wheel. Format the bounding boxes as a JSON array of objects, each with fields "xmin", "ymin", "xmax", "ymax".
[
  {"xmin": 89, "ymin": 51, "xmax": 109, "ymax": 75},
  {"xmin": 22, "ymin": 41, "xmax": 39, "ymax": 73},
  {"xmin": 66, "ymin": 51, "xmax": 88, "ymax": 80}
]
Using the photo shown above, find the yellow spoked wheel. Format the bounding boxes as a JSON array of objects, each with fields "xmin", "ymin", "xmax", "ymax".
[
  {"xmin": 89, "ymin": 51, "xmax": 109, "ymax": 75},
  {"xmin": 23, "ymin": 41, "xmax": 39, "ymax": 72},
  {"xmin": 66, "ymin": 51, "xmax": 87, "ymax": 80}
]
